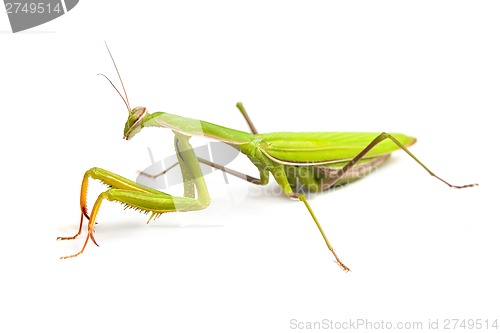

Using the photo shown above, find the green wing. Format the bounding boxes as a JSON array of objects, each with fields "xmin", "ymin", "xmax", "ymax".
[{"xmin": 256, "ymin": 132, "xmax": 416, "ymax": 163}]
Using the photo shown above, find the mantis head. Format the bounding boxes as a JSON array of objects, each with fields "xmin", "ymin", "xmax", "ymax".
[
  {"xmin": 99, "ymin": 71, "xmax": 147, "ymax": 140},
  {"xmin": 124, "ymin": 106, "xmax": 148, "ymax": 140},
  {"xmin": 100, "ymin": 43, "xmax": 150, "ymax": 141}
]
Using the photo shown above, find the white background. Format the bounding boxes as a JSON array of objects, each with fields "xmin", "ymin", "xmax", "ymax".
[{"xmin": 1, "ymin": 1, "xmax": 499, "ymax": 332}]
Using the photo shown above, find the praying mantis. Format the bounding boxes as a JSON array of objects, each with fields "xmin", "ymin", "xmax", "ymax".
[{"xmin": 57, "ymin": 45, "xmax": 477, "ymax": 271}]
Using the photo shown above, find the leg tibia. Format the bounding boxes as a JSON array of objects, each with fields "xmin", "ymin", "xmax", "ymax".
[
  {"xmin": 269, "ymin": 165, "xmax": 350, "ymax": 271},
  {"xmin": 331, "ymin": 132, "xmax": 478, "ymax": 189}
]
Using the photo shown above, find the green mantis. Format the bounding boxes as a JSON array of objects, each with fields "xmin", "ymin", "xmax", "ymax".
[{"xmin": 58, "ymin": 46, "xmax": 477, "ymax": 271}]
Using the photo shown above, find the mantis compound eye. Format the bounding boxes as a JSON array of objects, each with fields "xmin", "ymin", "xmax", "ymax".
[
  {"xmin": 124, "ymin": 107, "xmax": 147, "ymax": 140},
  {"xmin": 130, "ymin": 106, "xmax": 147, "ymax": 119}
]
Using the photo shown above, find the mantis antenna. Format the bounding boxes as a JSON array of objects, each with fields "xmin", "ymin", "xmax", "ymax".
[
  {"xmin": 97, "ymin": 42, "xmax": 131, "ymax": 112},
  {"xmin": 97, "ymin": 73, "xmax": 130, "ymax": 112}
]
